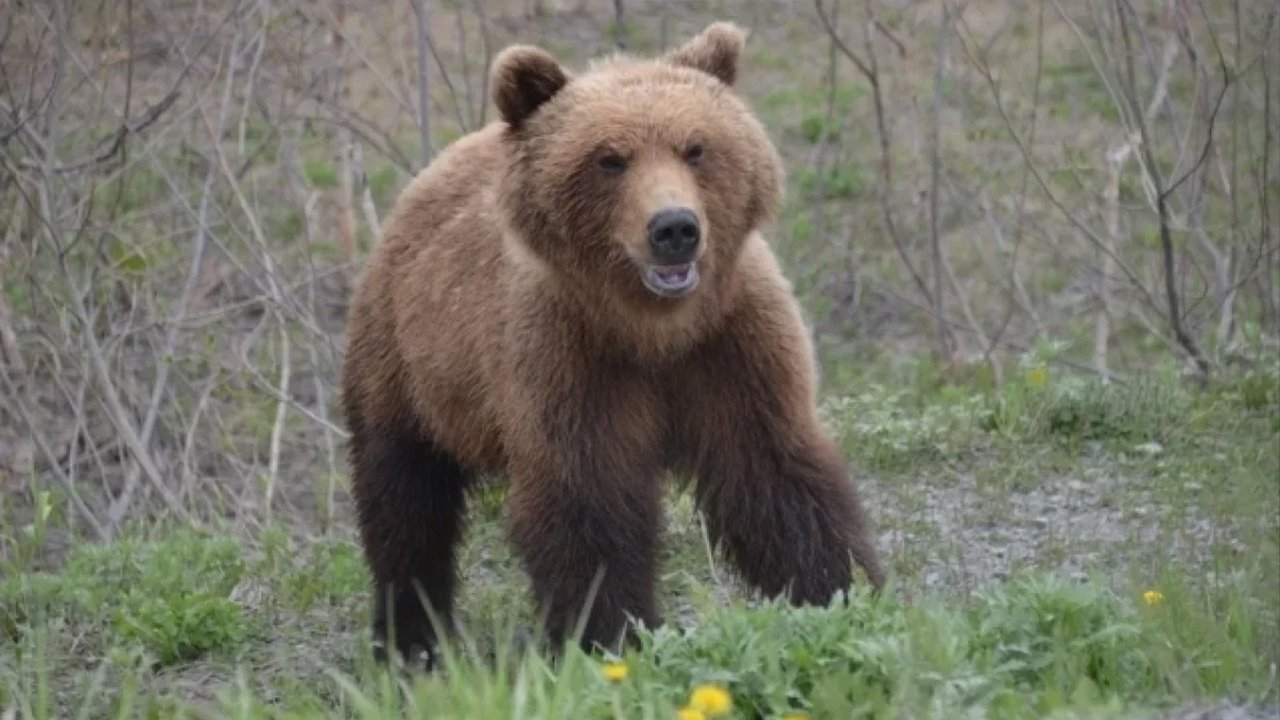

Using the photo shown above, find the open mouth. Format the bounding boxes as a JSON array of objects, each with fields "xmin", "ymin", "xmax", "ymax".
[{"xmin": 641, "ymin": 262, "xmax": 700, "ymax": 298}]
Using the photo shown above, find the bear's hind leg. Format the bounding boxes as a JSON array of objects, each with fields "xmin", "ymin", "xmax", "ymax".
[{"xmin": 349, "ymin": 424, "xmax": 470, "ymax": 670}]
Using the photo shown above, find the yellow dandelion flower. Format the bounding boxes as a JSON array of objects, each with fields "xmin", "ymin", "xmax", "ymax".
[
  {"xmin": 688, "ymin": 684, "xmax": 733, "ymax": 717},
  {"xmin": 677, "ymin": 709, "xmax": 706, "ymax": 720},
  {"xmin": 1143, "ymin": 589, "xmax": 1164, "ymax": 606},
  {"xmin": 1026, "ymin": 366, "xmax": 1049, "ymax": 388},
  {"xmin": 601, "ymin": 661, "xmax": 629, "ymax": 682}
]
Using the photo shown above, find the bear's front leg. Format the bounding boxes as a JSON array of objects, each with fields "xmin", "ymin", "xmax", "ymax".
[
  {"xmin": 677, "ymin": 296, "xmax": 885, "ymax": 604},
  {"xmin": 503, "ymin": 359, "xmax": 666, "ymax": 656}
]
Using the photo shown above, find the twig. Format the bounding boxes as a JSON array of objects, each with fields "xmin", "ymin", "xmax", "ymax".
[
  {"xmin": 659, "ymin": 0, "xmax": 670, "ymax": 51},
  {"xmin": 871, "ymin": 283, "xmax": 1122, "ymax": 383},
  {"xmin": 942, "ymin": 250, "xmax": 998, "ymax": 383},
  {"xmin": 953, "ymin": 14, "xmax": 1164, "ymax": 318},
  {"xmin": 22, "ymin": 0, "xmax": 241, "ymax": 174},
  {"xmin": 264, "ymin": 325, "xmax": 291, "ymax": 526},
  {"xmin": 107, "ymin": 30, "xmax": 239, "ymax": 531},
  {"xmin": 1098, "ymin": 141, "xmax": 1132, "ymax": 379},
  {"xmin": 332, "ymin": 0, "xmax": 357, "ymax": 261},
  {"xmin": 25, "ymin": 0, "xmax": 193, "ymax": 523},
  {"xmin": 473, "ymin": 0, "xmax": 492, "ymax": 126},
  {"xmin": 814, "ymin": 0, "xmax": 935, "ymax": 310},
  {"xmin": 1258, "ymin": 6, "xmax": 1277, "ymax": 335},
  {"xmin": 1117, "ymin": 0, "xmax": 1212, "ymax": 378},
  {"xmin": 975, "ymin": 188, "xmax": 1042, "ymax": 333},
  {"xmin": 871, "ymin": 16, "xmax": 907, "ymax": 58},
  {"xmin": 354, "ymin": 141, "xmax": 381, "ymax": 244},
  {"xmin": 422, "ymin": 6, "xmax": 470, "ymax": 133},
  {"xmin": 928, "ymin": 5, "xmax": 954, "ymax": 364},
  {"xmin": 454, "ymin": 3, "xmax": 475, "ymax": 127},
  {"xmin": 410, "ymin": 0, "xmax": 434, "ymax": 167},
  {"xmin": 613, "ymin": 0, "xmax": 626, "ymax": 50},
  {"xmin": 307, "ymin": 0, "xmax": 418, "ymax": 120},
  {"xmin": 0, "ymin": 297, "xmax": 21, "ymax": 373},
  {"xmin": 0, "ymin": 367, "xmax": 106, "ymax": 539},
  {"xmin": 807, "ymin": 0, "xmax": 841, "ymax": 248}
]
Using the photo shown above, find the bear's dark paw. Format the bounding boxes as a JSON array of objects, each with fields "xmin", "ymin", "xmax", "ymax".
[{"xmin": 370, "ymin": 635, "xmax": 441, "ymax": 674}]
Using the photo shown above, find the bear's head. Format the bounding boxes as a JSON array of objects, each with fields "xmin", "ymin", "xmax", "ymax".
[{"xmin": 492, "ymin": 22, "xmax": 784, "ymax": 312}]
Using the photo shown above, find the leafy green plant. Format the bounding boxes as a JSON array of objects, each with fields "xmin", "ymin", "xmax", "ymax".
[
  {"xmin": 968, "ymin": 577, "xmax": 1149, "ymax": 697},
  {"xmin": 1, "ymin": 490, "xmax": 58, "ymax": 578},
  {"xmin": 799, "ymin": 114, "xmax": 836, "ymax": 143},
  {"xmin": 279, "ymin": 540, "xmax": 368, "ymax": 612},
  {"xmin": 1, "ymin": 531, "xmax": 249, "ymax": 665},
  {"xmin": 304, "ymin": 158, "xmax": 339, "ymax": 188},
  {"xmin": 983, "ymin": 370, "xmax": 1191, "ymax": 444},
  {"xmin": 795, "ymin": 165, "xmax": 866, "ymax": 200},
  {"xmin": 114, "ymin": 591, "xmax": 246, "ymax": 665},
  {"xmin": 821, "ymin": 385, "xmax": 988, "ymax": 469}
]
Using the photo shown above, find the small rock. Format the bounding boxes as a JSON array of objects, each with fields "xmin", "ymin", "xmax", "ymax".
[
  {"xmin": 1067, "ymin": 479, "xmax": 1086, "ymax": 493},
  {"xmin": 1183, "ymin": 482, "xmax": 1203, "ymax": 493},
  {"xmin": 1136, "ymin": 441, "xmax": 1164, "ymax": 456}
]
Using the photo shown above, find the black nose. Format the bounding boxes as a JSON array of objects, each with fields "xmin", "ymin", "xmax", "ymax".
[{"xmin": 647, "ymin": 207, "xmax": 701, "ymax": 263}]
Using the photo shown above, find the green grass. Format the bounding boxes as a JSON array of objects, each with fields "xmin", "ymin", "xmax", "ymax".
[
  {"xmin": 795, "ymin": 165, "xmax": 867, "ymax": 201},
  {"xmin": 1, "ymin": 561, "xmax": 1273, "ymax": 718},
  {"xmin": 2, "ymin": 529, "xmax": 250, "ymax": 666},
  {"xmin": 1, "ymin": 359, "xmax": 1276, "ymax": 719}
]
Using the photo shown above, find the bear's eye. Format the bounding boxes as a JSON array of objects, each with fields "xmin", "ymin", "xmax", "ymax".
[
  {"xmin": 682, "ymin": 142, "xmax": 704, "ymax": 165},
  {"xmin": 597, "ymin": 153, "xmax": 628, "ymax": 174}
]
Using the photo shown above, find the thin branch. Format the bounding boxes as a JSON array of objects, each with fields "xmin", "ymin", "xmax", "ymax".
[
  {"xmin": 814, "ymin": 0, "xmax": 935, "ymax": 308},
  {"xmin": 1097, "ymin": 141, "xmax": 1131, "ymax": 378},
  {"xmin": 308, "ymin": 0, "xmax": 418, "ymax": 120},
  {"xmin": 474, "ymin": 0, "xmax": 492, "ymax": 126},
  {"xmin": 928, "ymin": 5, "xmax": 954, "ymax": 363},
  {"xmin": 410, "ymin": 0, "xmax": 434, "ymax": 167},
  {"xmin": 953, "ymin": 14, "xmax": 1165, "ymax": 319},
  {"xmin": 422, "ymin": 5, "xmax": 470, "ymax": 132},
  {"xmin": 1117, "ymin": 0, "xmax": 1211, "ymax": 377},
  {"xmin": 106, "ymin": 31, "xmax": 238, "ymax": 531},
  {"xmin": 264, "ymin": 325, "xmax": 291, "ymax": 526},
  {"xmin": 871, "ymin": 282, "xmax": 1122, "ymax": 383},
  {"xmin": 814, "ymin": 0, "xmax": 872, "ymax": 78},
  {"xmin": 0, "ymin": 367, "xmax": 107, "ymax": 539},
  {"xmin": 613, "ymin": 0, "xmax": 627, "ymax": 50}
]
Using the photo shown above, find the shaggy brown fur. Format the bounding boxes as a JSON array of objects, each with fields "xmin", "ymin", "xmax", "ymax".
[{"xmin": 341, "ymin": 21, "xmax": 884, "ymax": 669}]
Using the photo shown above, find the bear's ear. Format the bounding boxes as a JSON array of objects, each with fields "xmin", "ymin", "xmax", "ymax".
[
  {"xmin": 491, "ymin": 45, "xmax": 570, "ymax": 128},
  {"xmin": 666, "ymin": 21, "xmax": 747, "ymax": 86}
]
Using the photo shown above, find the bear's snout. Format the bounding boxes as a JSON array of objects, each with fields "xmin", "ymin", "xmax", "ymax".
[{"xmin": 646, "ymin": 207, "xmax": 701, "ymax": 264}]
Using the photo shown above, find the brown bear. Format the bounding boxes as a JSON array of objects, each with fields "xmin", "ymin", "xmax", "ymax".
[{"xmin": 340, "ymin": 21, "xmax": 884, "ymax": 669}]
